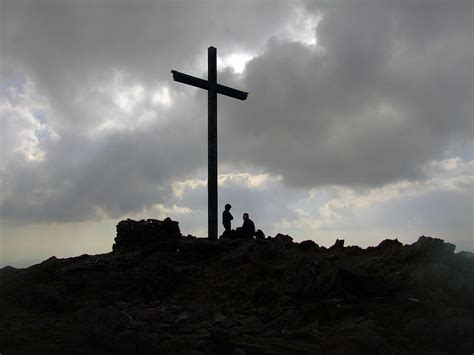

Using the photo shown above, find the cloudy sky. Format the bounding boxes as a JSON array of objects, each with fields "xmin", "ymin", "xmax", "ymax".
[{"xmin": 1, "ymin": 0, "xmax": 472, "ymax": 267}]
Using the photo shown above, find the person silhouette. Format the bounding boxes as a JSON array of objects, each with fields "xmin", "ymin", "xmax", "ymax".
[
  {"xmin": 222, "ymin": 204, "xmax": 233, "ymax": 232},
  {"xmin": 241, "ymin": 213, "xmax": 255, "ymax": 239}
]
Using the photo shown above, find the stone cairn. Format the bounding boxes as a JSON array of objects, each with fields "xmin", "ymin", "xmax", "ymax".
[{"xmin": 113, "ymin": 217, "xmax": 181, "ymax": 252}]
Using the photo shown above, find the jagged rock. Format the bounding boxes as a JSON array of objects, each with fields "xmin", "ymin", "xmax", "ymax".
[
  {"xmin": 404, "ymin": 235, "xmax": 456, "ymax": 261},
  {"xmin": 1, "ymin": 222, "xmax": 473, "ymax": 354},
  {"xmin": 330, "ymin": 239, "xmax": 345, "ymax": 249}
]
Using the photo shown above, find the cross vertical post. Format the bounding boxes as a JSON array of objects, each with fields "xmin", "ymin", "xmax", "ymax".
[
  {"xmin": 171, "ymin": 46, "xmax": 248, "ymax": 241},
  {"xmin": 208, "ymin": 47, "xmax": 218, "ymax": 241}
]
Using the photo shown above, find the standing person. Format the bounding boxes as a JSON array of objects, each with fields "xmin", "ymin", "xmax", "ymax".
[
  {"xmin": 241, "ymin": 213, "xmax": 255, "ymax": 239},
  {"xmin": 222, "ymin": 204, "xmax": 233, "ymax": 232}
]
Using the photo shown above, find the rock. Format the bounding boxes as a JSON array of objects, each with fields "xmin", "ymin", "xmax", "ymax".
[
  {"xmin": 0, "ymin": 265, "xmax": 20, "ymax": 277},
  {"xmin": 404, "ymin": 235, "xmax": 456, "ymax": 261},
  {"xmin": 175, "ymin": 312, "xmax": 189, "ymax": 323},
  {"xmin": 274, "ymin": 233, "xmax": 293, "ymax": 244},
  {"xmin": 214, "ymin": 313, "xmax": 228, "ymax": 322},
  {"xmin": 41, "ymin": 255, "xmax": 58, "ymax": 264},
  {"xmin": 457, "ymin": 251, "xmax": 474, "ymax": 259},
  {"xmin": 298, "ymin": 239, "xmax": 318, "ymax": 250},
  {"xmin": 375, "ymin": 238, "xmax": 403, "ymax": 255},
  {"xmin": 113, "ymin": 217, "xmax": 182, "ymax": 252},
  {"xmin": 85, "ymin": 304, "xmax": 131, "ymax": 333},
  {"xmin": 330, "ymin": 239, "xmax": 344, "ymax": 249},
  {"xmin": 220, "ymin": 229, "xmax": 238, "ymax": 239},
  {"xmin": 254, "ymin": 229, "xmax": 265, "ymax": 240}
]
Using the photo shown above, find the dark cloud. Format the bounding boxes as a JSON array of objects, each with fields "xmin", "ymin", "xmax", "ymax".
[
  {"xmin": 1, "ymin": 0, "xmax": 293, "ymax": 83},
  {"xmin": 221, "ymin": 0, "xmax": 473, "ymax": 187}
]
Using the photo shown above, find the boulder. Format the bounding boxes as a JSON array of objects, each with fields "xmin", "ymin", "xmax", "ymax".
[
  {"xmin": 255, "ymin": 229, "xmax": 265, "ymax": 240},
  {"xmin": 374, "ymin": 238, "xmax": 403, "ymax": 256},
  {"xmin": 298, "ymin": 239, "xmax": 318, "ymax": 250},
  {"xmin": 274, "ymin": 233, "xmax": 293, "ymax": 244}
]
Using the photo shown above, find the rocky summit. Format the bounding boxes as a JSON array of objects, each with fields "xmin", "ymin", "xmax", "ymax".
[{"xmin": 1, "ymin": 219, "xmax": 473, "ymax": 354}]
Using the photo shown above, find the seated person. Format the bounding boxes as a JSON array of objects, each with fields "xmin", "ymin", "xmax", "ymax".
[{"xmin": 239, "ymin": 212, "xmax": 255, "ymax": 239}]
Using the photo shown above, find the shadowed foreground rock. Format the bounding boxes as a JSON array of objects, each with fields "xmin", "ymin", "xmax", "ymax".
[{"xmin": 1, "ymin": 218, "xmax": 473, "ymax": 354}]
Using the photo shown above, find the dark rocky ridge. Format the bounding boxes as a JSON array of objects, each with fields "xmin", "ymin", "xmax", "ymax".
[{"xmin": 1, "ymin": 218, "xmax": 473, "ymax": 354}]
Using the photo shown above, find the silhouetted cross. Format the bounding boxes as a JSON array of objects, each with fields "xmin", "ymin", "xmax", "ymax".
[{"xmin": 171, "ymin": 46, "xmax": 248, "ymax": 240}]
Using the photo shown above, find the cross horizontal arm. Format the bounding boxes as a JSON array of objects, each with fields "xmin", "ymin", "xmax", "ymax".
[
  {"xmin": 171, "ymin": 70, "xmax": 208, "ymax": 91},
  {"xmin": 171, "ymin": 70, "xmax": 248, "ymax": 101},
  {"xmin": 216, "ymin": 82, "xmax": 248, "ymax": 101}
]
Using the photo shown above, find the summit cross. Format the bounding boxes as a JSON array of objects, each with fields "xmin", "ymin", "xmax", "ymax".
[{"xmin": 171, "ymin": 46, "xmax": 248, "ymax": 240}]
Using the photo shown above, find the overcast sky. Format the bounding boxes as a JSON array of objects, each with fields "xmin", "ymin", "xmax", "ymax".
[{"xmin": 1, "ymin": 0, "xmax": 472, "ymax": 267}]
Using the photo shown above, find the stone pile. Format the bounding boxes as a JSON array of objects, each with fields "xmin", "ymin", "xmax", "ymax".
[{"xmin": 113, "ymin": 217, "xmax": 181, "ymax": 252}]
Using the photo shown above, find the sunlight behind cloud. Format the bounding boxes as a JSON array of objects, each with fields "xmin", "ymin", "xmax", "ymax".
[
  {"xmin": 194, "ymin": 50, "xmax": 256, "ymax": 75},
  {"xmin": 172, "ymin": 171, "xmax": 282, "ymax": 199},
  {"xmin": 113, "ymin": 83, "xmax": 144, "ymax": 113},
  {"xmin": 218, "ymin": 53, "xmax": 255, "ymax": 74},
  {"xmin": 152, "ymin": 86, "xmax": 172, "ymax": 107},
  {"xmin": 0, "ymin": 78, "xmax": 58, "ymax": 162},
  {"xmin": 81, "ymin": 71, "xmax": 177, "ymax": 134},
  {"xmin": 279, "ymin": 6, "xmax": 320, "ymax": 46}
]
